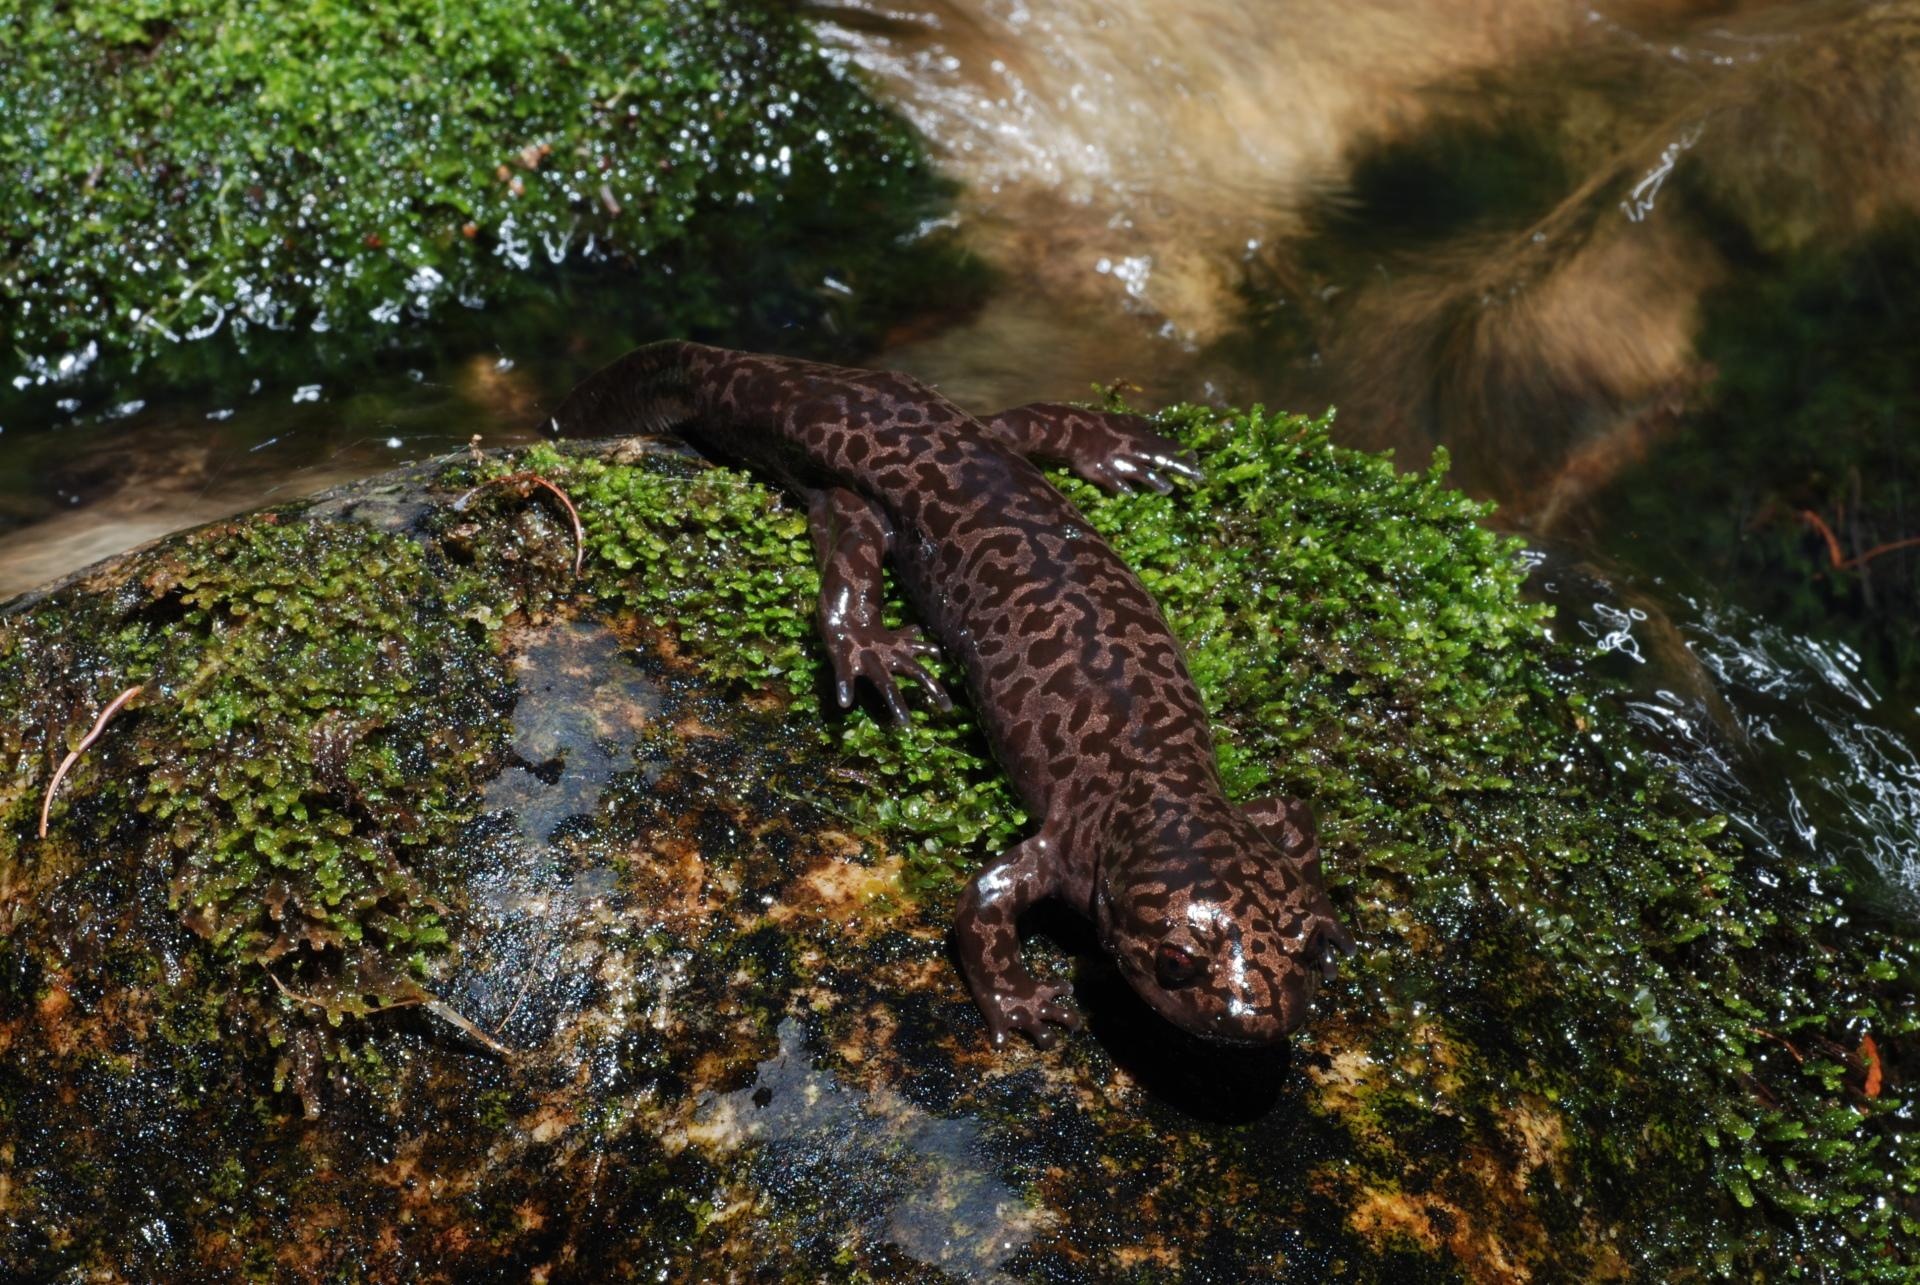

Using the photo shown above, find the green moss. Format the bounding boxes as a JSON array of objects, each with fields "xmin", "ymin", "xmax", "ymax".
[
  {"xmin": 0, "ymin": 0, "xmax": 937, "ymax": 387},
  {"xmin": 1, "ymin": 513, "xmax": 515, "ymax": 1001},
  {"xmin": 566, "ymin": 446, "xmax": 820, "ymax": 688},
  {"xmin": 493, "ymin": 407, "xmax": 1914, "ymax": 1279}
]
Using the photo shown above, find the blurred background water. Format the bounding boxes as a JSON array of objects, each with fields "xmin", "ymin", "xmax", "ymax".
[{"xmin": 5, "ymin": 0, "xmax": 1917, "ymax": 922}]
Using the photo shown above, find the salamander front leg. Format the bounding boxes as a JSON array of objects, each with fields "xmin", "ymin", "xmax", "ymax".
[
  {"xmin": 1241, "ymin": 795, "xmax": 1319, "ymax": 872},
  {"xmin": 1243, "ymin": 795, "xmax": 1355, "ymax": 964},
  {"xmin": 982, "ymin": 403, "xmax": 1204, "ymax": 495},
  {"xmin": 954, "ymin": 830, "xmax": 1082, "ymax": 1048},
  {"xmin": 807, "ymin": 487, "xmax": 953, "ymax": 724}
]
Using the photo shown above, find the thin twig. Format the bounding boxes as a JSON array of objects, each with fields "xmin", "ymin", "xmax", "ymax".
[
  {"xmin": 456, "ymin": 471, "xmax": 585, "ymax": 576},
  {"xmin": 1851, "ymin": 533, "xmax": 1920, "ymax": 569},
  {"xmin": 492, "ymin": 933, "xmax": 555, "ymax": 1036},
  {"xmin": 418, "ymin": 994, "xmax": 514, "ymax": 1056},
  {"xmin": 1748, "ymin": 1025, "xmax": 1807, "ymax": 1064},
  {"xmin": 268, "ymin": 971, "xmax": 512, "ymax": 1057},
  {"xmin": 1797, "ymin": 509, "xmax": 1848, "ymax": 570},
  {"xmin": 39, "ymin": 684, "xmax": 144, "ymax": 838},
  {"xmin": 268, "ymin": 970, "xmax": 419, "ymax": 1016},
  {"xmin": 1797, "ymin": 508, "xmax": 1920, "ymax": 572}
]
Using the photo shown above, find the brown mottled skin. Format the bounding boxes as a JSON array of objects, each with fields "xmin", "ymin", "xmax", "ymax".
[{"xmin": 550, "ymin": 342, "xmax": 1352, "ymax": 1048}]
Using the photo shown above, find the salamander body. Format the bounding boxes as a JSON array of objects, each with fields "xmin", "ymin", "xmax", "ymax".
[{"xmin": 551, "ymin": 342, "xmax": 1350, "ymax": 1046}]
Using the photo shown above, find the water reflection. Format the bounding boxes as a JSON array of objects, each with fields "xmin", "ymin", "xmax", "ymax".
[
  {"xmin": 1672, "ymin": 595, "xmax": 1920, "ymax": 917},
  {"xmin": 823, "ymin": 0, "xmax": 1920, "ymax": 531},
  {"xmin": 0, "ymin": 353, "xmax": 545, "ymax": 599}
]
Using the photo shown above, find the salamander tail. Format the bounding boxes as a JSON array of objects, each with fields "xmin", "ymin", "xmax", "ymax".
[{"xmin": 545, "ymin": 340, "xmax": 700, "ymax": 439}]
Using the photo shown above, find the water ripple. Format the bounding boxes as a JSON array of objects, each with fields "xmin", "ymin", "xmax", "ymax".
[{"xmin": 1571, "ymin": 579, "xmax": 1920, "ymax": 922}]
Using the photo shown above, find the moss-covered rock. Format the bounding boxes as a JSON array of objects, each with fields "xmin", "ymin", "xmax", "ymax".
[
  {"xmin": 1, "ymin": 408, "xmax": 1913, "ymax": 1280},
  {"xmin": 0, "ymin": 0, "xmax": 948, "ymax": 395}
]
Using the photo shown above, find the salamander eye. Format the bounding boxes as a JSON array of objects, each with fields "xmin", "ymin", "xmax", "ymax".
[{"xmin": 1155, "ymin": 943, "xmax": 1205, "ymax": 989}]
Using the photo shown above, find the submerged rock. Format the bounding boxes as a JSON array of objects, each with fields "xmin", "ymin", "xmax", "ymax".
[{"xmin": 0, "ymin": 410, "xmax": 1912, "ymax": 1280}]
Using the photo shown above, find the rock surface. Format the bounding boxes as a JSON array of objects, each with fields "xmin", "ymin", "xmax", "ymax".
[{"xmin": 1, "ymin": 411, "xmax": 1912, "ymax": 1281}]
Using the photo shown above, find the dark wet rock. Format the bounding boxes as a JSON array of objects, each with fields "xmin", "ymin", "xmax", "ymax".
[{"xmin": 1, "ymin": 412, "xmax": 1913, "ymax": 1281}]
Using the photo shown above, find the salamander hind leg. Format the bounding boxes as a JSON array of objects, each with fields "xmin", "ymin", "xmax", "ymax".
[
  {"xmin": 954, "ymin": 830, "xmax": 1082, "ymax": 1048},
  {"xmin": 982, "ymin": 403, "xmax": 1204, "ymax": 495},
  {"xmin": 807, "ymin": 487, "xmax": 953, "ymax": 725}
]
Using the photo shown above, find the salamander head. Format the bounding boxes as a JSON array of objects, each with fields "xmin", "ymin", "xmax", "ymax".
[{"xmin": 1095, "ymin": 805, "xmax": 1351, "ymax": 1045}]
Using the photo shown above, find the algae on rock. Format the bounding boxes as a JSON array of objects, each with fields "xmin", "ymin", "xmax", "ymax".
[{"xmin": 0, "ymin": 407, "xmax": 1914, "ymax": 1280}]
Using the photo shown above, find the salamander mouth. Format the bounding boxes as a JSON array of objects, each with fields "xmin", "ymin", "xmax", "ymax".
[
  {"xmin": 1128, "ymin": 979, "xmax": 1291, "ymax": 1045},
  {"xmin": 1199, "ymin": 1022, "xmax": 1290, "ymax": 1048},
  {"xmin": 1145, "ymin": 985, "xmax": 1294, "ymax": 1046}
]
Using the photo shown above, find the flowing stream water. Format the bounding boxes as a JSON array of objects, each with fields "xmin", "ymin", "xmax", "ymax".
[{"xmin": 4, "ymin": 0, "xmax": 1917, "ymax": 921}]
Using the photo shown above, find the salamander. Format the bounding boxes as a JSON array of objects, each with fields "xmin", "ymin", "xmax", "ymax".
[{"xmin": 549, "ymin": 341, "xmax": 1351, "ymax": 1047}]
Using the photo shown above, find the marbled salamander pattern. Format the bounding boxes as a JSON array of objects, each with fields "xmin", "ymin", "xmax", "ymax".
[{"xmin": 551, "ymin": 342, "xmax": 1351, "ymax": 1047}]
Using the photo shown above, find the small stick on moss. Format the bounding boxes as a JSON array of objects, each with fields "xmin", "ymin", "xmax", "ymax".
[
  {"xmin": 268, "ymin": 970, "xmax": 418, "ymax": 1016},
  {"xmin": 39, "ymin": 684, "xmax": 144, "ymax": 838},
  {"xmin": 268, "ymin": 971, "xmax": 512, "ymax": 1057},
  {"xmin": 417, "ymin": 993, "xmax": 514, "ymax": 1057},
  {"xmin": 1748, "ymin": 1025, "xmax": 1807, "ymax": 1065},
  {"xmin": 456, "ymin": 471, "xmax": 585, "ymax": 576}
]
